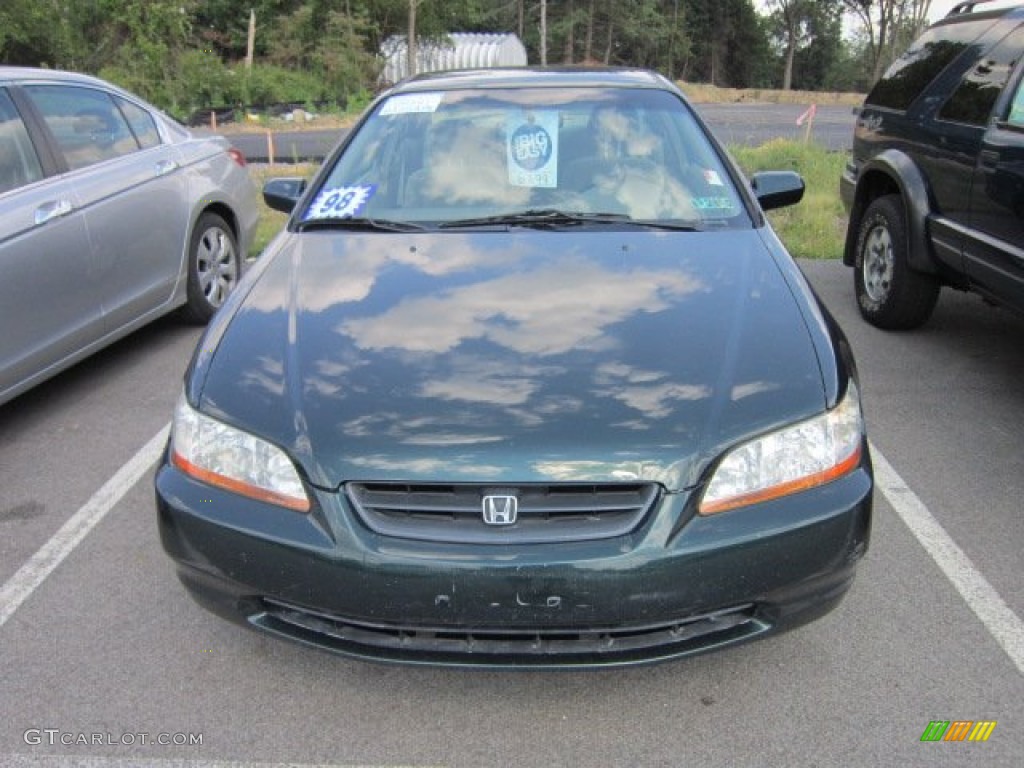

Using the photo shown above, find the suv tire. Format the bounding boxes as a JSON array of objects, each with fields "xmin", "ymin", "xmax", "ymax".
[{"xmin": 854, "ymin": 195, "xmax": 939, "ymax": 330}]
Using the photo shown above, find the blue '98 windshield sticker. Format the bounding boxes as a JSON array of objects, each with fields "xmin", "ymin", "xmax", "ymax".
[{"xmin": 304, "ymin": 184, "xmax": 377, "ymax": 220}]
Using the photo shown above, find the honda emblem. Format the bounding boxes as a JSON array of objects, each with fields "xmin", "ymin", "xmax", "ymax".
[{"xmin": 481, "ymin": 495, "xmax": 518, "ymax": 526}]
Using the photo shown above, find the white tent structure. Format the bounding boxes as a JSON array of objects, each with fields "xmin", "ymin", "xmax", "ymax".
[{"xmin": 380, "ymin": 33, "xmax": 528, "ymax": 85}]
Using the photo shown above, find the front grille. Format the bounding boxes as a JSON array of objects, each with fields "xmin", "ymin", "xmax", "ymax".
[
  {"xmin": 254, "ymin": 599, "xmax": 765, "ymax": 667},
  {"xmin": 346, "ymin": 482, "xmax": 660, "ymax": 544}
]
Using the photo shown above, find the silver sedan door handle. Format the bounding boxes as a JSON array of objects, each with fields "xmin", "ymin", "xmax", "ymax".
[
  {"xmin": 155, "ymin": 159, "xmax": 179, "ymax": 176},
  {"xmin": 34, "ymin": 199, "xmax": 74, "ymax": 225}
]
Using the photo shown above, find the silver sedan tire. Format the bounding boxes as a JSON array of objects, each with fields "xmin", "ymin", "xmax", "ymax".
[{"xmin": 182, "ymin": 212, "xmax": 239, "ymax": 324}]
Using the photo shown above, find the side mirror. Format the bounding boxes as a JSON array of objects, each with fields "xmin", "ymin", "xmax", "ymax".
[
  {"xmin": 263, "ymin": 177, "xmax": 307, "ymax": 214},
  {"xmin": 750, "ymin": 171, "xmax": 805, "ymax": 211}
]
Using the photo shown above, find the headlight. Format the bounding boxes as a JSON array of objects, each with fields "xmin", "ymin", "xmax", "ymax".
[
  {"xmin": 699, "ymin": 382, "xmax": 864, "ymax": 515},
  {"xmin": 170, "ymin": 393, "xmax": 310, "ymax": 512}
]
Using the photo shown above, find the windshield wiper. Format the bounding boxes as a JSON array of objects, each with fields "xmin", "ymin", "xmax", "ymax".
[
  {"xmin": 439, "ymin": 209, "xmax": 701, "ymax": 231},
  {"xmin": 296, "ymin": 216, "xmax": 428, "ymax": 233},
  {"xmin": 624, "ymin": 219, "xmax": 703, "ymax": 232},
  {"xmin": 440, "ymin": 209, "xmax": 631, "ymax": 229}
]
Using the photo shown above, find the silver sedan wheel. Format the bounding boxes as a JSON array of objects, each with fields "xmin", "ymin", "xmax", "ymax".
[
  {"xmin": 195, "ymin": 224, "xmax": 239, "ymax": 309},
  {"xmin": 861, "ymin": 222, "xmax": 894, "ymax": 304}
]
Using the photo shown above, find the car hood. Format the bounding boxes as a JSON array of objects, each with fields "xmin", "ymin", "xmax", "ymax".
[{"xmin": 196, "ymin": 229, "xmax": 827, "ymax": 493}]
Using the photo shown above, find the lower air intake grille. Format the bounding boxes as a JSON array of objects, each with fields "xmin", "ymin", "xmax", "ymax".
[{"xmin": 255, "ymin": 599, "xmax": 763, "ymax": 666}]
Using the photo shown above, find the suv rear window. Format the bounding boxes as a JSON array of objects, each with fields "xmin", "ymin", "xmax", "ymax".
[
  {"xmin": 867, "ymin": 18, "xmax": 994, "ymax": 111},
  {"xmin": 939, "ymin": 26, "xmax": 1024, "ymax": 125}
]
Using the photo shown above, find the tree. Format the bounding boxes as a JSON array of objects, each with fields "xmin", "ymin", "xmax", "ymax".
[
  {"xmin": 408, "ymin": 0, "xmax": 420, "ymax": 75},
  {"xmin": 83, "ymin": 0, "xmax": 197, "ymax": 108},
  {"xmin": 841, "ymin": 0, "xmax": 933, "ymax": 84},
  {"xmin": 192, "ymin": 1, "xmax": 305, "ymax": 60},
  {"xmin": 683, "ymin": 0, "xmax": 770, "ymax": 88},
  {"xmin": 765, "ymin": 0, "xmax": 843, "ymax": 90},
  {"xmin": 0, "ymin": 0, "xmax": 56, "ymax": 66},
  {"xmin": 767, "ymin": 0, "xmax": 811, "ymax": 90},
  {"xmin": 791, "ymin": 2, "xmax": 843, "ymax": 91}
]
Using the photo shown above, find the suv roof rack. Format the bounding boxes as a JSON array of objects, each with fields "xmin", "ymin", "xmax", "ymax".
[{"xmin": 947, "ymin": 1, "xmax": 1013, "ymax": 16}]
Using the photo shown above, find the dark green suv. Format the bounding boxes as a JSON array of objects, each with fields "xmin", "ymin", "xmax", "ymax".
[{"xmin": 840, "ymin": 1, "xmax": 1024, "ymax": 329}]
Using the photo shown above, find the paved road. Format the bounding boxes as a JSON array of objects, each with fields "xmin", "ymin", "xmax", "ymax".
[
  {"xmin": 1, "ymin": 255, "xmax": 1021, "ymax": 767},
  {"xmin": 697, "ymin": 102, "xmax": 856, "ymax": 150},
  {"xmin": 223, "ymin": 103, "xmax": 857, "ymax": 163}
]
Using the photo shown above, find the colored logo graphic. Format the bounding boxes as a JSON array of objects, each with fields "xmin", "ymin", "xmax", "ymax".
[
  {"xmin": 920, "ymin": 720, "xmax": 997, "ymax": 742},
  {"xmin": 510, "ymin": 124, "xmax": 552, "ymax": 171}
]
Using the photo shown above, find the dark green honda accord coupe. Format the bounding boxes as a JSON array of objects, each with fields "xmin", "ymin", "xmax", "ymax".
[{"xmin": 156, "ymin": 67, "xmax": 873, "ymax": 667}]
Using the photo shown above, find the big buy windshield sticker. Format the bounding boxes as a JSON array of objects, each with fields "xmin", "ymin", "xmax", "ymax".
[{"xmin": 507, "ymin": 111, "xmax": 559, "ymax": 188}]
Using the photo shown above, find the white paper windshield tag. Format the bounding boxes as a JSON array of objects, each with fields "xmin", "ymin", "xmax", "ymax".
[
  {"xmin": 379, "ymin": 93, "xmax": 442, "ymax": 116},
  {"xmin": 507, "ymin": 110, "xmax": 559, "ymax": 188},
  {"xmin": 303, "ymin": 184, "xmax": 376, "ymax": 220}
]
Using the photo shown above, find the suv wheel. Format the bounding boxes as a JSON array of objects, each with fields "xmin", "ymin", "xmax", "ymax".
[
  {"xmin": 854, "ymin": 195, "xmax": 939, "ymax": 330},
  {"xmin": 181, "ymin": 212, "xmax": 239, "ymax": 324}
]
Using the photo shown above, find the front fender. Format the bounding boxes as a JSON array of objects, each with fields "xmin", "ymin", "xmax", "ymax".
[{"xmin": 844, "ymin": 149, "xmax": 936, "ymax": 274}]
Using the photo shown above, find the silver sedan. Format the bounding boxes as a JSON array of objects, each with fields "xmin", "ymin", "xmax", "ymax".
[{"xmin": 0, "ymin": 67, "xmax": 258, "ymax": 406}]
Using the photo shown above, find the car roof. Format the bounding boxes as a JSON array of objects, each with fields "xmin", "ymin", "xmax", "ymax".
[
  {"xmin": 944, "ymin": 1, "xmax": 1024, "ymax": 20},
  {"xmin": 390, "ymin": 66, "xmax": 676, "ymax": 94},
  {"xmin": 934, "ymin": 1, "xmax": 1024, "ymax": 27},
  {"xmin": 0, "ymin": 66, "xmax": 114, "ymax": 88}
]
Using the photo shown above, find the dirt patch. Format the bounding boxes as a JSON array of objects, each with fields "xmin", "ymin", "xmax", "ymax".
[{"xmin": 679, "ymin": 82, "xmax": 865, "ymax": 106}]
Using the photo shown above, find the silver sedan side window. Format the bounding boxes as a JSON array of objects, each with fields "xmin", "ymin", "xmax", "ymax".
[
  {"xmin": 115, "ymin": 96, "xmax": 162, "ymax": 149},
  {"xmin": 25, "ymin": 85, "xmax": 141, "ymax": 171},
  {"xmin": 0, "ymin": 90, "xmax": 43, "ymax": 195}
]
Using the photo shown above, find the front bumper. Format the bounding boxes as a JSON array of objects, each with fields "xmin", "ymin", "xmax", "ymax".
[{"xmin": 156, "ymin": 459, "xmax": 872, "ymax": 668}]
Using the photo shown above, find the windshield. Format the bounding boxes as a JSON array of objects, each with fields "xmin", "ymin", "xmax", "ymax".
[{"xmin": 303, "ymin": 85, "xmax": 749, "ymax": 229}]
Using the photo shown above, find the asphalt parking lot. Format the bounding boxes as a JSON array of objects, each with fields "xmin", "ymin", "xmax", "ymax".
[{"xmin": 1, "ymin": 258, "xmax": 1022, "ymax": 767}]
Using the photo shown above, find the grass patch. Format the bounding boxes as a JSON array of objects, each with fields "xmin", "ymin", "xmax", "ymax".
[
  {"xmin": 730, "ymin": 139, "xmax": 849, "ymax": 259},
  {"xmin": 245, "ymin": 139, "xmax": 849, "ymax": 261}
]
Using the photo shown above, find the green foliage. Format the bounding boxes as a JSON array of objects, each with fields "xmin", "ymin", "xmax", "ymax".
[
  {"xmin": 763, "ymin": 0, "xmax": 845, "ymax": 91},
  {"xmin": 682, "ymin": 0, "xmax": 773, "ymax": 88},
  {"xmin": 345, "ymin": 89, "xmax": 376, "ymax": 115},
  {"xmin": 176, "ymin": 50, "xmax": 239, "ymax": 110},
  {"xmin": 264, "ymin": 5, "xmax": 380, "ymax": 103},
  {"xmin": 2, "ymin": 0, "xmax": 871, "ymax": 114},
  {"xmin": 824, "ymin": 35, "xmax": 875, "ymax": 92},
  {"xmin": 791, "ymin": 2, "xmax": 844, "ymax": 91},
  {"xmin": 731, "ymin": 139, "xmax": 848, "ymax": 259},
  {"xmin": 0, "ymin": 0, "xmax": 56, "ymax": 66},
  {"xmin": 242, "ymin": 63, "xmax": 333, "ymax": 106}
]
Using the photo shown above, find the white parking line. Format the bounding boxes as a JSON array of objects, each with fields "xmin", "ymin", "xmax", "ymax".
[
  {"xmin": 0, "ymin": 425, "xmax": 169, "ymax": 629},
  {"xmin": 871, "ymin": 443, "xmax": 1024, "ymax": 675}
]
